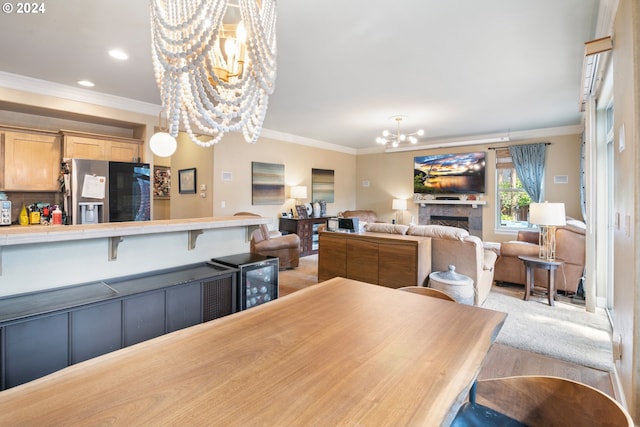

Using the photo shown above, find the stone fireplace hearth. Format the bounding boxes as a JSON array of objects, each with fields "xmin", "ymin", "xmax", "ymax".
[{"xmin": 418, "ymin": 201, "xmax": 484, "ymax": 237}]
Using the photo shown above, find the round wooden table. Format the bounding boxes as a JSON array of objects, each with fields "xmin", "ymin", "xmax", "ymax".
[{"xmin": 518, "ymin": 255, "xmax": 564, "ymax": 306}]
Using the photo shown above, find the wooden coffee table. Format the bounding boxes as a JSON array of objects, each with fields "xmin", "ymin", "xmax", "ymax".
[{"xmin": 518, "ymin": 255, "xmax": 564, "ymax": 306}]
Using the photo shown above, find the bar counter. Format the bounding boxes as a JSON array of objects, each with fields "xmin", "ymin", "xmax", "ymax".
[{"xmin": 0, "ymin": 216, "xmax": 268, "ymax": 297}]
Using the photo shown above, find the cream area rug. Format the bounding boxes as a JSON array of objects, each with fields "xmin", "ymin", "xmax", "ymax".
[{"xmin": 483, "ymin": 290, "xmax": 614, "ymax": 372}]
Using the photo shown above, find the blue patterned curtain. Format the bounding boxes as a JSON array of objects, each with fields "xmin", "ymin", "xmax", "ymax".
[{"xmin": 508, "ymin": 143, "xmax": 546, "ymax": 203}]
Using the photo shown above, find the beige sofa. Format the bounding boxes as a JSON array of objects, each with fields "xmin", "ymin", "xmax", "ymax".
[
  {"xmin": 364, "ymin": 223, "xmax": 498, "ymax": 305},
  {"xmin": 339, "ymin": 210, "xmax": 380, "ymax": 224},
  {"xmin": 493, "ymin": 218, "xmax": 586, "ymax": 294}
]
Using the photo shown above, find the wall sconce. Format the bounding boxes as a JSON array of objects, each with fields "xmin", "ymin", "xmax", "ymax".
[
  {"xmin": 529, "ymin": 202, "xmax": 566, "ymax": 260},
  {"xmin": 392, "ymin": 198, "xmax": 407, "ymax": 224}
]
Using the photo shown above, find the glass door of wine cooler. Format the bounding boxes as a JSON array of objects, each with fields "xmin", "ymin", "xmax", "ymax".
[
  {"xmin": 242, "ymin": 261, "xmax": 278, "ymax": 310},
  {"xmin": 209, "ymin": 253, "xmax": 279, "ymax": 311}
]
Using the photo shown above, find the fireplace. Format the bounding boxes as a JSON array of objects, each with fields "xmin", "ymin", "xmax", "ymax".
[
  {"xmin": 418, "ymin": 202, "xmax": 483, "ymax": 237},
  {"xmin": 430, "ymin": 215, "xmax": 469, "ymax": 231}
]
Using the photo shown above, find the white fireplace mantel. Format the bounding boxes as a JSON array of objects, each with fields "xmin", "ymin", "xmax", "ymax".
[{"xmin": 413, "ymin": 199, "xmax": 487, "ymax": 208}]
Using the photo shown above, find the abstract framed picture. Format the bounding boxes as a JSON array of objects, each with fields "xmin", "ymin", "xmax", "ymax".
[
  {"xmin": 252, "ymin": 162, "xmax": 285, "ymax": 205},
  {"xmin": 178, "ymin": 168, "xmax": 197, "ymax": 194},
  {"xmin": 312, "ymin": 168, "xmax": 334, "ymax": 203}
]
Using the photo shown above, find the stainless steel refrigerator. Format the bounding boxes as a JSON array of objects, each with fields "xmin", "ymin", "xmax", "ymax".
[{"xmin": 66, "ymin": 159, "xmax": 151, "ymax": 225}]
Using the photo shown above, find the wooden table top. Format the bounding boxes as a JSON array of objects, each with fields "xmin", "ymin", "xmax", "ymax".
[{"xmin": 0, "ymin": 277, "xmax": 506, "ymax": 426}]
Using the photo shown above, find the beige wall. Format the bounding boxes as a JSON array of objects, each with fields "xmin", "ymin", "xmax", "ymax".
[
  {"xmin": 611, "ymin": 0, "xmax": 639, "ymax": 417},
  {"xmin": 212, "ymin": 133, "xmax": 357, "ymax": 229},
  {"xmin": 356, "ymin": 133, "xmax": 583, "ymax": 243}
]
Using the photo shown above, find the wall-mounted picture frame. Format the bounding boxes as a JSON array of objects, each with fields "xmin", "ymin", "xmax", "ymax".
[
  {"xmin": 252, "ymin": 161, "xmax": 285, "ymax": 205},
  {"xmin": 178, "ymin": 168, "xmax": 197, "ymax": 194},
  {"xmin": 153, "ymin": 166, "xmax": 171, "ymax": 199},
  {"xmin": 312, "ymin": 168, "xmax": 335, "ymax": 202}
]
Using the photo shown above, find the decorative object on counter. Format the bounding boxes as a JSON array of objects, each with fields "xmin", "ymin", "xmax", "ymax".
[
  {"xmin": 251, "ymin": 162, "xmax": 284, "ymax": 205},
  {"xmin": 311, "ymin": 168, "xmax": 334, "ymax": 203},
  {"xmin": 319, "ymin": 200, "xmax": 327, "ymax": 217},
  {"xmin": 149, "ymin": 0, "xmax": 277, "ymax": 147},
  {"xmin": 19, "ymin": 204, "xmax": 28, "ymax": 226},
  {"xmin": 313, "ymin": 201, "xmax": 321, "ymax": 217},
  {"xmin": 178, "ymin": 168, "xmax": 197, "ymax": 194},
  {"xmin": 295, "ymin": 205, "xmax": 308, "ymax": 219}
]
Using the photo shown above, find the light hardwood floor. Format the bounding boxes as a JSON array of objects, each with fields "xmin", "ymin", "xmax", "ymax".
[{"xmin": 279, "ymin": 255, "xmax": 616, "ymax": 398}]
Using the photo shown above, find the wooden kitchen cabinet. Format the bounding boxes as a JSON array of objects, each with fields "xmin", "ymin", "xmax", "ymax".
[
  {"xmin": 62, "ymin": 132, "xmax": 141, "ymax": 162},
  {"xmin": 1, "ymin": 131, "xmax": 61, "ymax": 191}
]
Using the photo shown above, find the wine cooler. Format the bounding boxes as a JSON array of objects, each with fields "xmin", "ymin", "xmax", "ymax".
[{"xmin": 209, "ymin": 253, "xmax": 279, "ymax": 311}]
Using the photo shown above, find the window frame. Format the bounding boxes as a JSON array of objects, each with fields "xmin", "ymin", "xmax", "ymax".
[{"xmin": 495, "ymin": 148, "xmax": 534, "ymax": 231}]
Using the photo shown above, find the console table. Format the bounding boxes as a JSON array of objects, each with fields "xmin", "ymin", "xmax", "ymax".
[
  {"xmin": 279, "ymin": 216, "xmax": 330, "ymax": 256},
  {"xmin": 318, "ymin": 230, "xmax": 432, "ymax": 288}
]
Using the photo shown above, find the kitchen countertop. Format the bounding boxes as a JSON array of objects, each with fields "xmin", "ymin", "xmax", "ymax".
[{"xmin": 0, "ymin": 216, "xmax": 269, "ymax": 247}]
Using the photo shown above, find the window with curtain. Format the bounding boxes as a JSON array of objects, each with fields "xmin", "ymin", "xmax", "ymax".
[{"xmin": 495, "ymin": 148, "xmax": 533, "ymax": 229}]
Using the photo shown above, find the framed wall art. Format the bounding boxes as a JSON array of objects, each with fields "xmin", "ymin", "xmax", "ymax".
[
  {"xmin": 178, "ymin": 168, "xmax": 197, "ymax": 194},
  {"xmin": 252, "ymin": 162, "xmax": 285, "ymax": 205},
  {"xmin": 312, "ymin": 168, "xmax": 334, "ymax": 202},
  {"xmin": 153, "ymin": 166, "xmax": 171, "ymax": 199}
]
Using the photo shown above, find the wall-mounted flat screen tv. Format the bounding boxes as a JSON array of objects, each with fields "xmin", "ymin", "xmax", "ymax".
[{"xmin": 414, "ymin": 152, "xmax": 486, "ymax": 194}]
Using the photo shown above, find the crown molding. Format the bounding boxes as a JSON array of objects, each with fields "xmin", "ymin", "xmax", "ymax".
[
  {"xmin": 260, "ymin": 128, "xmax": 358, "ymax": 155},
  {"xmin": 0, "ymin": 71, "xmax": 162, "ymax": 117}
]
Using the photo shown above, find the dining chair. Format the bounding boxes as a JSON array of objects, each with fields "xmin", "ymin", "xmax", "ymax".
[
  {"xmin": 451, "ymin": 375, "xmax": 634, "ymax": 427},
  {"xmin": 397, "ymin": 286, "xmax": 456, "ymax": 302}
]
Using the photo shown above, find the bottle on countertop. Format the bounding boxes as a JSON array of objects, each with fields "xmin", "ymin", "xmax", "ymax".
[
  {"xmin": 52, "ymin": 206, "xmax": 63, "ymax": 225},
  {"xmin": 19, "ymin": 204, "xmax": 29, "ymax": 226}
]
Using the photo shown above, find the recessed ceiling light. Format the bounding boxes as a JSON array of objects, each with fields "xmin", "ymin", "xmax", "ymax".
[
  {"xmin": 109, "ymin": 49, "xmax": 129, "ymax": 60},
  {"xmin": 77, "ymin": 80, "xmax": 95, "ymax": 87}
]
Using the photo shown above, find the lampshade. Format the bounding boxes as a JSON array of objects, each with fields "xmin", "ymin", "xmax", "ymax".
[
  {"xmin": 149, "ymin": 132, "xmax": 177, "ymax": 157},
  {"xmin": 529, "ymin": 202, "xmax": 566, "ymax": 226},
  {"xmin": 392, "ymin": 198, "xmax": 407, "ymax": 210},
  {"xmin": 290, "ymin": 186, "xmax": 307, "ymax": 200}
]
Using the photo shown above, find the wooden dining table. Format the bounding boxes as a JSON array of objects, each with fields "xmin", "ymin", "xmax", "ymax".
[{"xmin": 0, "ymin": 277, "xmax": 506, "ymax": 426}]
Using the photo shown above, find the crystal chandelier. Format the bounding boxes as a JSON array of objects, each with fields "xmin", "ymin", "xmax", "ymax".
[
  {"xmin": 149, "ymin": 0, "xmax": 277, "ymax": 148},
  {"xmin": 376, "ymin": 115, "xmax": 424, "ymax": 148}
]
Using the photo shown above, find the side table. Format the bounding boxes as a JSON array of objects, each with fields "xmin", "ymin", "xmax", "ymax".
[{"xmin": 518, "ymin": 255, "xmax": 564, "ymax": 306}]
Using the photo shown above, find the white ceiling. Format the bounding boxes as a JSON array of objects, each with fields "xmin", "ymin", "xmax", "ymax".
[{"xmin": 0, "ymin": 0, "xmax": 600, "ymax": 151}]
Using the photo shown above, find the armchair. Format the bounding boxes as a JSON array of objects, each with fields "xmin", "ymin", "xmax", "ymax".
[
  {"xmin": 494, "ymin": 219, "xmax": 586, "ymax": 294},
  {"xmin": 250, "ymin": 224, "xmax": 301, "ymax": 270}
]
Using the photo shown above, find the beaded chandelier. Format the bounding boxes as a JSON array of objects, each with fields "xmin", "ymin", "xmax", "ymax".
[{"xmin": 149, "ymin": 0, "xmax": 277, "ymax": 148}]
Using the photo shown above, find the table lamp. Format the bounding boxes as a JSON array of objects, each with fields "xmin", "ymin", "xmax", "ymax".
[
  {"xmin": 529, "ymin": 202, "xmax": 566, "ymax": 260},
  {"xmin": 290, "ymin": 186, "xmax": 307, "ymax": 206},
  {"xmin": 392, "ymin": 198, "xmax": 407, "ymax": 224}
]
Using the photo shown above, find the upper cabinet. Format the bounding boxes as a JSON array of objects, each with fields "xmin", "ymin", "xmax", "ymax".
[
  {"xmin": 62, "ymin": 132, "xmax": 141, "ymax": 163},
  {"xmin": 1, "ymin": 130, "xmax": 61, "ymax": 191}
]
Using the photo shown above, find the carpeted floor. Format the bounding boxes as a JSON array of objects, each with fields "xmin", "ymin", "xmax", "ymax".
[
  {"xmin": 483, "ymin": 287, "xmax": 614, "ymax": 371},
  {"xmin": 280, "ymin": 255, "xmax": 614, "ymax": 371}
]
